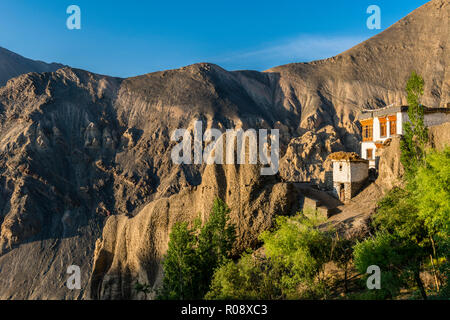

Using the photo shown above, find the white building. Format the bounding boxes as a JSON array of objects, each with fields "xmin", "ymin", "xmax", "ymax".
[
  {"xmin": 328, "ymin": 152, "xmax": 369, "ymax": 202},
  {"xmin": 358, "ymin": 105, "xmax": 450, "ymax": 168}
]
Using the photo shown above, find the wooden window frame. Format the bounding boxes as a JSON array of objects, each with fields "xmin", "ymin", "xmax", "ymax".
[
  {"xmin": 361, "ymin": 119, "xmax": 373, "ymax": 142},
  {"xmin": 388, "ymin": 115, "xmax": 397, "ymax": 135},
  {"xmin": 379, "ymin": 117, "xmax": 387, "ymax": 138}
]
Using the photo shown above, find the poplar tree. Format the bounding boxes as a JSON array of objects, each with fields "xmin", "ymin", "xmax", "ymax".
[{"xmin": 400, "ymin": 71, "xmax": 428, "ymax": 177}]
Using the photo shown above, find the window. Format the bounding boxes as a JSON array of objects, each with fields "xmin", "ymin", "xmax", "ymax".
[
  {"xmin": 389, "ymin": 116, "xmax": 397, "ymax": 135},
  {"xmin": 339, "ymin": 164, "xmax": 343, "ymax": 171},
  {"xmin": 360, "ymin": 119, "xmax": 373, "ymax": 142},
  {"xmin": 390, "ymin": 120, "xmax": 396, "ymax": 135},
  {"xmin": 362, "ymin": 125, "xmax": 373, "ymax": 141},
  {"xmin": 379, "ymin": 118, "xmax": 387, "ymax": 137},
  {"xmin": 366, "ymin": 148, "xmax": 373, "ymax": 159}
]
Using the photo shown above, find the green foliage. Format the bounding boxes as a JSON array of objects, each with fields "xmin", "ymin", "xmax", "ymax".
[
  {"xmin": 353, "ymin": 233, "xmax": 411, "ymax": 299},
  {"xmin": 260, "ymin": 214, "xmax": 333, "ymax": 298},
  {"xmin": 400, "ymin": 71, "xmax": 428, "ymax": 177},
  {"xmin": 195, "ymin": 198, "xmax": 237, "ymax": 295},
  {"xmin": 434, "ymin": 235, "xmax": 450, "ymax": 299},
  {"xmin": 205, "ymin": 253, "xmax": 283, "ymax": 300},
  {"xmin": 134, "ymin": 281, "xmax": 152, "ymax": 299},
  {"xmin": 413, "ymin": 148, "xmax": 450, "ymax": 237},
  {"xmin": 331, "ymin": 237, "xmax": 356, "ymax": 294},
  {"xmin": 159, "ymin": 222, "xmax": 199, "ymax": 299},
  {"xmin": 206, "ymin": 211, "xmax": 335, "ymax": 300},
  {"xmin": 354, "ymin": 148, "xmax": 450, "ymax": 299},
  {"xmin": 373, "ymin": 187, "xmax": 428, "ymax": 245},
  {"xmin": 354, "ymin": 193, "xmax": 431, "ymax": 299},
  {"xmin": 158, "ymin": 198, "xmax": 236, "ymax": 300}
]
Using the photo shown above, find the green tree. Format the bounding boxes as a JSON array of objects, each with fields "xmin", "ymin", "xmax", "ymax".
[
  {"xmin": 413, "ymin": 148, "xmax": 450, "ymax": 237},
  {"xmin": 331, "ymin": 238, "xmax": 356, "ymax": 294},
  {"xmin": 373, "ymin": 187, "xmax": 427, "ymax": 244},
  {"xmin": 196, "ymin": 198, "xmax": 237, "ymax": 296},
  {"xmin": 207, "ymin": 211, "xmax": 335, "ymax": 300},
  {"xmin": 158, "ymin": 198, "xmax": 236, "ymax": 300},
  {"xmin": 205, "ymin": 253, "xmax": 283, "ymax": 300},
  {"xmin": 354, "ymin": 148, "xmax": 450, "ymax": 300},
  {"xmin": 159, "ymin": 222, "xmax": 199, "ymax": 299},
  {"xmin": 353, "ymin": 232, "xmax": 428, "ymax": 299},
  {"xmin": 260, "ymin": 214, "xmax": 333, "ymax": 299},
  {"xmin": 358, "ymin": 187, "xmax": 431, "ymax": 299},
  {"xmin": 400, "ymin": 71, "xmax": 428, "ymax": 177}
]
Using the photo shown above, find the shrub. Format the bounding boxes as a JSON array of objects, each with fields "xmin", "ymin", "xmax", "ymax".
[{"xmin": 158, "ymin": 198, "xmax": 236, "ymax": 300}]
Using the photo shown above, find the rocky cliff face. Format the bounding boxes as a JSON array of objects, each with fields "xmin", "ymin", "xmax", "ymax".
[
  {"xmin": 90, "ymin": 164, "xmax": 301, "ymax": 299},
  {"xmin": 325, "ymin": 121, "xmax": 450, "ymax": 239},
  {"xmin": 0, "ymin": 47, "xmax": 64, "ymax": 87},
  {"xmin": 0, "ymin": 0, "xmax": 448, "ymax": 299}
]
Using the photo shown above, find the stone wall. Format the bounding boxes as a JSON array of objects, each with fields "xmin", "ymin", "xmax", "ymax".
[
  {"xmin": 349, "ymin": 161, "xmax": 369, "ymax": 182},
  {"xmin": 333, "ymin": 179, "xmax": 367, "ymax": 202}
]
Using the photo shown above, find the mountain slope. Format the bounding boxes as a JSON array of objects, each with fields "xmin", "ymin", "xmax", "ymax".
[
  {"xmin": 267, "ymin": 0, "xmax": 448, "ymax": 128},
  {"xmin": 0, "ymin": 47, "xmax": 64, "ymax": 86}
]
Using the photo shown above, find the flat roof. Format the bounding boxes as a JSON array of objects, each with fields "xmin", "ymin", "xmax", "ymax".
[
  {"xmin": 357, "ymin": 105, "xmax": 450, "ymax": 120},
  {"xmin": 328, "ymin": 152, "xmax": 369, "ymax": 163}
]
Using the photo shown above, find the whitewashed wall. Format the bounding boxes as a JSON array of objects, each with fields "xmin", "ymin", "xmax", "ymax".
[
  {"xmin": 361, "ymin": 141, "xmax": 376, "ymax": 159},
  {"xmin": 397, "ymin": 111, "xmax": 406, "ymax": 135},
  {"xmin": 373, "ymin": 117, "xmax": 380, "ymax": 141},
  {"xmin": 333, "ymin": 161, "xmax": 368, "ymax": 183},
  {"xmin": 332, "ymin": 161, "xmax": 351, "ymax": 183}
]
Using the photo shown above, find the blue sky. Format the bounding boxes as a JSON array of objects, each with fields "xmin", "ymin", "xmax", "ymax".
[{"xmin": 0, "ymin": 0, "xmax": 429, "ymax": 77}]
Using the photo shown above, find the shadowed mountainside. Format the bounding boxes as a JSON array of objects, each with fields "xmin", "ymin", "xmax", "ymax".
[{"xmin": 0, "ymin": 47, "xmax": 64, "ymax": 87}]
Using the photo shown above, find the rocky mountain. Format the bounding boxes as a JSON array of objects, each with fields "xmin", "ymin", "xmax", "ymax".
[
  {"xmin": 0, "ymin": 47, "xmax": 64, "ymax": 86},
  {"xmin": 0, "ymin": 0, "xmax": 448, "ymax": 299}
]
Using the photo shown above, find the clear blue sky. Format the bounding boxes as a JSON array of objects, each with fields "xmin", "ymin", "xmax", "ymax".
[{"xmin": 0, "ymin": 0, "xmax": 429, "ymax": 78}]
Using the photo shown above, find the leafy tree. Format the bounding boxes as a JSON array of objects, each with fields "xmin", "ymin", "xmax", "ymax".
[
  {"xmin": 353, "ymin": 233, "xmax": 403, "ymax": 299},
  {"xmin": 205, "ymin": 253, "xmax": 283, "ymax": 300},
  {"xmin": 195, "ymin": 198, "xmax": 237, "ymax": 296},
  {"xmin": 400, "ymin": 71, "xmax": 428, "ymax": 177},
  {"xmin": 331, "ymin": 238, "xmax": 356, "ymax": 294},
  {"xmin": 260, "ymin": 214, "xmax": 333, "ymax": 299},
  {"xmin": 158, "ymin": 198, "xmax": 236, "ymax": 300},
  {"xmin": 207, "ymin": 211, "xmax": 335, "ymax": 300},
  {"xmin": 373, "ymin": 187, "xmax": 428, "ymax": 244},
  {"xmin": 355, "ymin": 187, "xmax": 431, "ymax": 299},
  {"xmin": 413, "ymin": 148, "xmax": 450, "ymax": 296},
  {"xmin": 354, "ymin": 148, "xmax": 450, "ymax": 299},
  {"xmin": 353, "ymin": 232, "xmax": 428, "ymax": 299},
  {"xmin": 413, "ymin": 148, "xmax": 450, "ymax": 237},
  {"xmin": 159, "ymin": 222, "xmax": 199, "ymax": 299}
]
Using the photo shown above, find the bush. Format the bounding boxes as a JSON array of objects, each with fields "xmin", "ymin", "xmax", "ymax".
[
  {"xmin": 206, "ymin": 253, "xmax": 282, "ymax": 300},
  {"xmin": 413, "ymin": 148, "xmax": 450, "ymax": 237},
  {"xmin": 207, "ymin": 212, "xmax": 334, "ymax": 300},
  {"xmin": 158, "ymin": 198, "xmax": 236, "ymax": 300},
  {"xmin": 353, "ymin": 233, "xmax": 405, "ymax": 299}
]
